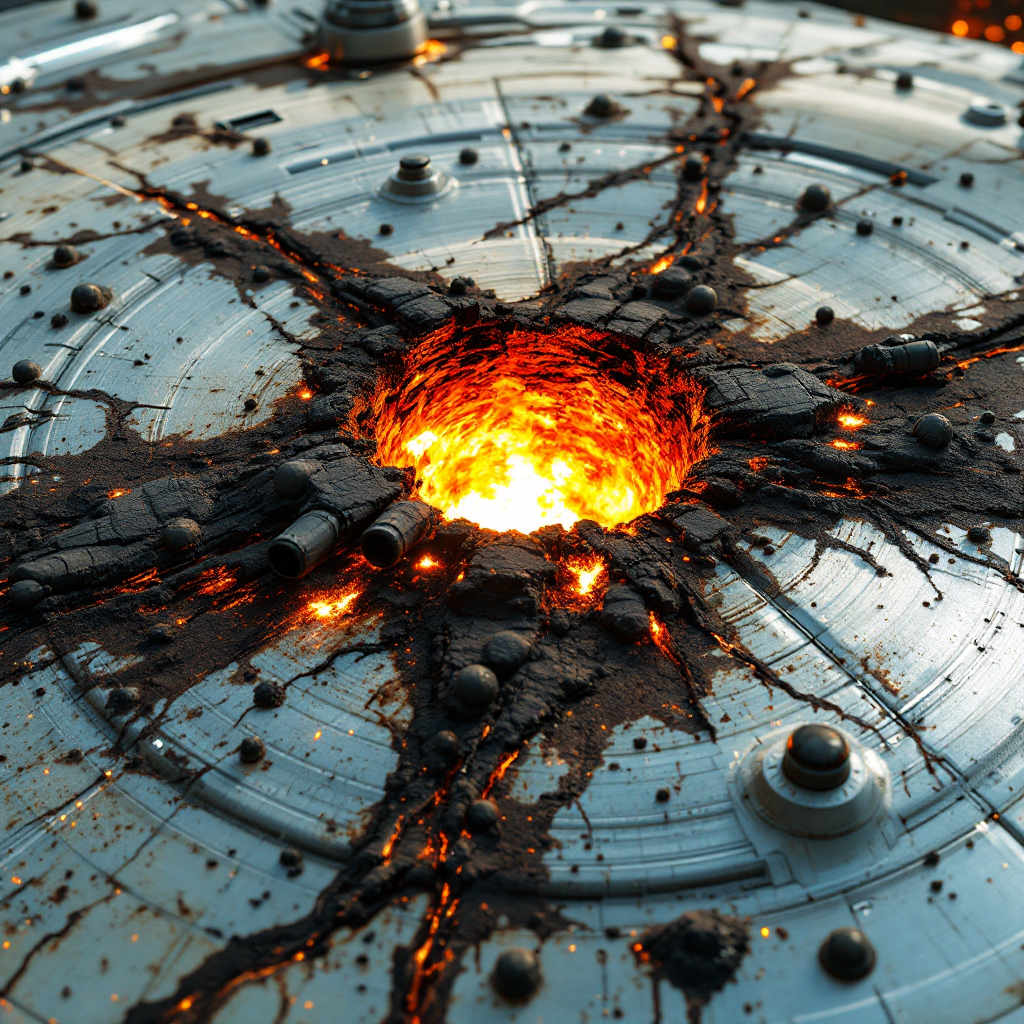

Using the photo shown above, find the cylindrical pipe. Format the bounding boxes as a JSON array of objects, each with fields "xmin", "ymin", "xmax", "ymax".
[
  {"xmin": 360, "ymin": 500, "xmax": 435, "ymax": 568},
  {"xmin": 267, "ymin": 510, "xmax": 340, "ymax": 579},
  {"xmin": 855, "ymin": 339, "xmax": 939, "ymax": 375}
]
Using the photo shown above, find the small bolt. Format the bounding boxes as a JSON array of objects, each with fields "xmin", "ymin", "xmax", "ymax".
[
  {"xmin": 452, "ymin": 664, "xmax": 499, "ymax": 711},
  {"xmin": 683, "ymin": 154, "xmax": 705, "ymax": 181},
  {"xmin": 819, "ymin": 928, "xmax": 876, "ymax": 981},
  {"xmin": 51, "ymin": 313, "xmax": 68, "ymax": 329},
  {"xmin": 459, "ymin": 147, "xmax": 479, "ymax": 166},
  {"xmin": 856, "ymin": 219, "xmax": 874, "ymax": 237},
  {"xmin": 585, "ymin": 93, "xmax": 620, "ymax": 119},
  {"xmin": 685, "ymin": 284, "xmax": 718, "ymax": 315},
  {"xmin": 253, "ymin": 681, "xmax": 285, "ymax": 708},
  {"xmin": 279, "ymin": 848, "xmax": 304, "ymax": 876},
  {"xmin": 148, "ymin": 623, "xmax": 175, "ymax": 643},
  {"xmin": 110, "ymin": 114, "xmax": 126, "ymax": 127},
  {"xmin": 492, "ymin": 948, "xmax": 541, "ymax": 999},
  {"xmin": 70, "ymin": 282, "xmax": 110, "ymax": 313},
  {"xmin": 75, "ymin": 0, "xmax": 98, "ymax": 18},
  {"xmin": 799, "ymin": 184, "xmax": 831, "ymax": 212},
  {"xmin": 633, "ymin": 736, "xmax": 647, "ymax": 750},
  {"xmin": 959, "ymin": 171, "xmax": 974, "ymax": 188},
  {"xmin": 12, "ymin": 359, "xmax": 42, "ymax": 384},
  {"xmin": 912, "ymin": 413, "xmax": 953, "ymax": 451},
  {"xmin": 783, "ymin": 724, "xmax": 850, "ymax": 790},
  {"xmin": 19, "ymin": 158, "xmax": 32, "ymax": 174},
  {"xmin": 895, "ymin": 71, "xmax": 913, "ymax": 90},
  {"xmin": 655, "ymin": 787, "xmax": 671, "ymax": 803},
  {"xmin": 239, "ymin": 736, "xmax": 266, "ymax": 763},
  {"xmin": 53, "ymin": 244, "xmax": 80, "ymax": 268},
  {"xmin": 967, "ymin": 525, "xmax": 991, "ymax": 544},
  {"xmin": 815, "ymin": 306, "xmax": 835, "ymax": 326},
  {"xmin": 252, "ymin": 265, "xmax": 271, "ymax": 282},
  {"xmin": 397, "ymin": 154, "xmax": 432, "ymax": 181},
  {"xmin": 594, "ymin": 25, "xmax": 627, "ymax": 48},
  {"xmin": 379, "ymin": 223, "xmax": 394, "ymax": 236},
  {"xmin": 980, "ymin": 410, "xmax": 996, "ymax": 424},
  {"xmin": 465, "ymin": 798, "xmax": 499, "ymax": 834},
  {"xmin": 252, "ymin": 137, "xmax": 271, "ymax": 156}
]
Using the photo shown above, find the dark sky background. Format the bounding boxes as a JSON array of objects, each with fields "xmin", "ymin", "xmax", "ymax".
[{"xmin": 0, "ymin": 1, "xmax": 1022, "ymax": 53}]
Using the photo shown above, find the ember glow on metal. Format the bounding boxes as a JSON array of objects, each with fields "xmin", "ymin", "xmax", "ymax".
[
  {"xmin": 306, "ymin": 590, "xmax": 359, "ymax": 618},
  {"xmin": 373, "ymin": 325, "xmax": 709, "ymax": 534}
]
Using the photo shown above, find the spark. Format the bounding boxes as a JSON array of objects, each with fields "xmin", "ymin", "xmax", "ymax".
[
  {"xmin": 838, "ymin": 412, "xmax": 868, "ymax": 430},
  {"xmin": 830, "ymin": 439, "xmax": 860, "ymax": 450},
  {"xmin": 107, "ymin": 488, "xmax": 130, "ymax": 500},
  {"xmin": 415, "ymin": 555, "xmax": 440, "ymax": 570},
  {"xmin": 650, "ymin": 254, "xmax": 675, "ymax": 274}
]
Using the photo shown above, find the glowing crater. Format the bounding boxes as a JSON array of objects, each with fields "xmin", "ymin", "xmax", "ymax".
[{"xmin": 373, "ymin": 324, "xmax": 709, "ymax": 535}]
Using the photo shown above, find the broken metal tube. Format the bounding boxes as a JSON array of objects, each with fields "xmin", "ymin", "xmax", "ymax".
[
  {"xmin": 855, "ymin": 339, "xmax": 939, "ymax": 376},
  {"xmin": 360, "ymin": 500, "xmax": 435, "ymax": 568},
  {"xmin": 267, "ymin": 510, "xmax": 340, "ymax": 579}
]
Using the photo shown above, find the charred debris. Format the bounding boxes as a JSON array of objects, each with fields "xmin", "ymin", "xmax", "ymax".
[{"xmin": 1, "ymin": 22, "xmax": 1023, "ymax": 1024}]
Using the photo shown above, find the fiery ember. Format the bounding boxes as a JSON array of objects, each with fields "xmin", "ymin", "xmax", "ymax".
[
  {"xmin": 373, "ymin": 324, "xmax": 709, "ymax": 535},
  {"xmin": 306, "ymin": 590, "xmax": 359, "ymax": 619},
  {"xmin": 838, "ymin": 411, "xmax": 868, "ymax": 430},
  {"xmin": 566, "ymin": 555, "xmax": 606, "ymax": 597}
]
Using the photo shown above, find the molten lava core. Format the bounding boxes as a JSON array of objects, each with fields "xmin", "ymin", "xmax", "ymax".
[{"xmin": 373, "ymin": 324, "xmax": 708, "ymax": 534}]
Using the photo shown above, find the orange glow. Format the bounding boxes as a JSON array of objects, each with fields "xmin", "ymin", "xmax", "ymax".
[
  {"xmin": 373, "ymin": 325, "xmax": 709, "ymax": 535},
  {"xmin": 196, "ymin": 566, "xmax": 236, "ymax": 596},
  {"xmin": 177, "ymin": 998, "xmax": 194, "ymax": 1011},
  {"xmin": 661, "ymin": 35, "xmax": 676, "ymax": 49},
  {"xmin": 735, "ymin": 77, "xmax": 756, "ymax": 101},
  {"xmin": 298, "ymin": 389, "xmax": 313, "ymax": 400},
  {"xmin": 1007, "ymin": 14, "xmax": 1023, "ymax": 30},
  {"xmin": 1014, "ymin": 41, "xmax": 1024, "ymax": 53},
  {"xmin": 305, "ymin": 52, "xmax": 330, "ymax": 69},
  {"xmin": 413, "ymin": 39, "xmax": 448, "ymax": 66},
  {"xmin": 306, "ymin": 590, "xmax": 359, "ymax": 619},
  {"xmin": 566, "ymin": 555, "xmax": 606, "ymax": 597},
  {"xmin": 650, "ymin": 254, "xmax": 675, "ymax": 274},
  {"xmin": 956, "ymin": 341, "xmax": 1024, "ymax": 370},
  {"xmin": 649, "ymin": 612, "xmax": 663, "ymax": 639},
  {"xmin": 107, "ymin": 488, "xmax": 130, "ymax": 500},
  {"xmin": 382, "ymin": 815, "xmax": 404, "ymax": 861},
  {"xmin": 830, "ymin": 439, "xmax": 860, "ymax": 450},
  {"xmin": 415, "ymin": 555, "xmax": 440, "ymax": 570},
  {"xmin": 482, "ymin": 750, "xmax": 520, "ymax": 798},
  {"xmin": 695, "ymin": 181, "xmax": 709, "ymax": 214},
  {"xmin": 985, "ymin": 24, "xmax": 1005, "ymax": 41},
  {"xmin": 838, "ymin": 412, "xmax": 868, "ymax": 430},
  {"xmin": 118, "ymin": 567, "xmax": 159, "ymax": 594},
  {"xmin": 748, "ymin": 456, "xmax": 768, "ymax": 473},
  {"xmin": 952, "ymin": 19, "xmax": 969, "ymax": 35}
]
